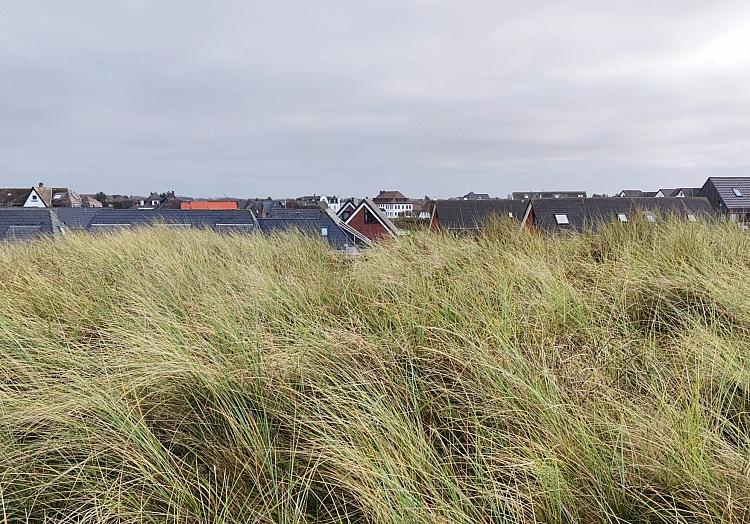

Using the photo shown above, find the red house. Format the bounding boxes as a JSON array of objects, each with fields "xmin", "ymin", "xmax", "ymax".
[{"xmin": 344, "ymin": 198, "xmax": 399, "ymax": 241}]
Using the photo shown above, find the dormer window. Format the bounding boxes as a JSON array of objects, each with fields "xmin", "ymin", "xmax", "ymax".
[{"xmin": 617, "ymin": 213, "xmax": 627, "ymax": 222}]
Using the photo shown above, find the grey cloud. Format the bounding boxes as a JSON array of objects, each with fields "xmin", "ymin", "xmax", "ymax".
[{"xmin": 1, "ymin": 0, "xmax": 749, "ymax": 198}]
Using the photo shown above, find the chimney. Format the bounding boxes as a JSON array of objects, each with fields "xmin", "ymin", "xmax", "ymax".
[{"xmin": 38, "ymin": 182, "xmax": 44, "ymax": 188}]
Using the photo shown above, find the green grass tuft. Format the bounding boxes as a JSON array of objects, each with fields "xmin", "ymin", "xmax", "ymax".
[{"xmin": 1, "ymin": 222, "xmax": 749, "ymax": 523}]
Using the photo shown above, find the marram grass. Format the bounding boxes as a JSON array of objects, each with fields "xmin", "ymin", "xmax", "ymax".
[{"xmin": 0, "ymin": 220, "xmax": 749, "ymax": 523}]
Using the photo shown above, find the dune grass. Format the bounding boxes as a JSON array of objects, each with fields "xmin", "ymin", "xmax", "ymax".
[{"xmin": 0, "ymin": 220, "xmax": 749, "ymax": 523}]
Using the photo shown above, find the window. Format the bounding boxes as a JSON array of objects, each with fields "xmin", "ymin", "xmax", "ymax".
[
  {"xmin": 341, "ymin": 211, "xmax": 350, "ymax": 220},
  {"xmin": 508, "ymin": 212, "xmax": 513, "ymax": 217},
  {"xmin": 554, "ymin": 214, "xmax": 569, "ymax": 225},
  {"xmin": 617, "ymin": 213, "xmax": 627, "ymax": 222},
  {"xmin": 321, "ymin": 227, "xmax": 328, "ymax": 237},
  {"xmin": 645, "ymin": 212, "xmax": 656, "ymax": 223},
  {"xmin": 733, "ymin": 188, "xmax": 743, "ymax": 197},
  {"xmin": 364, "ymin": 210, "xmax": 377, "ymax": 224},
  {"xmin": 31, "ymin": 195, "xmax": 37, "ymax": 201},
  {"xmin": 687, "ymin": 214, "xmax": 697, "ymax": 222}
]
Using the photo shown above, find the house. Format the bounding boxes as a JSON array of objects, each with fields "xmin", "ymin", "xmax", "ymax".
[
  {"xmin": 372, "ymin": 190, "xmax": 412, "ymax": 218},
  {"xmin": 458, "ymin": 192, "xmax": 492, "ymax": 200},
  {"xmin": 50, "ymin": 208, "xmax": 367, "ymax": 251},
  {"xmin": 0, "ymin": 184, "xmax": 82, "ymax": 208},
  {"xmin": 617, "ymin": 190, "xmax": 658, "ymax": 198},
  {"xmin": 343, "ymin": 198, "xmax": 400, "ymax": 241},
  {"xmin": 0, "ymin": 187, "xmax": 46, "ymax": 207},
  {"xmin": 37, "ymin": 185, "xmax": 82, "ymax": 207},
  {"xmin": 698, "ymin": 177, "xmax": 750, "ymax": 224},
  {"xmin": 0, "ymin": 209, "xmax": 63, "ymax": 240},
  {"xmin": 511, "ymin": 191, "xmax": 587, "ymax": 200},
  {"xmin": 259, "ymin": 208, "xmax": 370, "ymax": 251},
  {"xmin": 410, "ymin": 199, "xmax": 431, "ymax": 219},
  {"xmin": 180, "ymin": 200, "xmax": 238, "ymax": 210},
  {"xmin": 80, "ymin": 195, "xmax": 103, "ymax": 208},
  {"xmin": 337, "ymin": 199, "xmax": 358, "ymax": 221},
  {"xmin": 81, "ymin": 209, "xmax": 258, "ymax": 234},
  {"xmin": 319, "ymin": 195, "xmax": 342, "ymax": 213},
  {"xmin": 429, "ymin": 199, "xmax": 528, "ymax": 232},
  {"xmin": 655, "ymin": 188, "xmax": 700, "ymax": 198},
  {"xmin": 128, "ymin": 192, "xmax": 186, "ymax": 209},
  {"xmin": 522, "ymin": 197, "xmax": 715, "ymax": 232}
]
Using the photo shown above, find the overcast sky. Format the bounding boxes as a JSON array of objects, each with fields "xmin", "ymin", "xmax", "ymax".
[{"xmin": 1, "ymin": 1, "xmax": 749, "ymax": 198}]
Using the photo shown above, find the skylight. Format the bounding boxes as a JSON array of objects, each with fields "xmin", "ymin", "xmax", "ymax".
[
  {"xmin": 687, "ymin": 214, "xmax": 697, "ymax": 222},
  {"xmin": 321, "ymin": 227, "xmax": 328, "ymax": 237},
  {"xmin": 645, "ymin": 212, "xmax": 656, "ymax": 223},
  {"xmin": 617, "ymin": 213, "xmax": 627, "ymax": 222},
  {"xmin": 733, "ymin": 188, "xmax": 743, "ymax": 197},
  {"xmin": 554, "ymin": 214, "xmax": 569, "ymax": 225}
]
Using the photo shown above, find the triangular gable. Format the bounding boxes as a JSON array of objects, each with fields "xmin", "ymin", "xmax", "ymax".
[
  {"xmin": 345, "ymin": 198, "xmax": 399, "ymax": 238},
  {"xmin": 337, "ymin": 199, "xmax": 357, "ymax": 218},
  {"xmin": 23, "ymin": 187, "xmax": 48, "ymax": 208}
]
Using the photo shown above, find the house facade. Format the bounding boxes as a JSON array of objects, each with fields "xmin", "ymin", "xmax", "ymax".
[
  {"xmin": 343, "ymin": 198, "xmax": 400, "ymax": 241},
  {"xmin": 698, "ymin": 177, "xmax": 750, "ymax": 225},
  {"xmin": 372, "ymin": 190, "xmax": 413, "ymax": 218}
]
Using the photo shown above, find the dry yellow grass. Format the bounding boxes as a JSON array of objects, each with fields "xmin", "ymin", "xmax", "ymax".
[{"xmin": 0, "ymin": 221, "xmax": 749, "ymax": 523}]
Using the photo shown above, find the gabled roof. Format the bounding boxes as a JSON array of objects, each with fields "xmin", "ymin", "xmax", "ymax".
[
  {"xmin": 700, "ymin": 177, "xmax": 750, "ymax": 208},
  {"xmin": 431, "ymin": 199, "xmax": 528, "ymax": 231},
  {"xmin": 346, "ymin": 198, "xmax": 400, "ymax": 237},
  {"xmin": 657, "ymin": 187, "xmax": 701, "ymax": 198},
  {"xmin": 80, "ymin": 195, "xmax": 103, "ymax": 208},
  {"xmin": 258, "ymin": 208, "xmax": 368, "ymax": 250},
  {"xmin": 34, "ymin": 187, "xmax": 80, "ymax": 207},
  {"xmin": 0, "ymin": 188, "xmax": 34, "ymax": 206},
  {"xmin": 526, "ymin": 197, "xmax": 715, "ymax": 232},
  {"xmin": 618, "ymin": 190, "xmax": 643, "ymax": 197},
  {"xmin": 85, "ymin": 209, "xmax": 259, "ymax": 231},
  {"xmin": 0, "ymin": 209, "xmax": 61, "ymax": 240},
  {"xmin": 337, "ymin": 199, "xmax": 358, "ymax": 216},
  {"xmin": 461, "ymin": 192, "xmax": 491, "ymax": 200}
]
